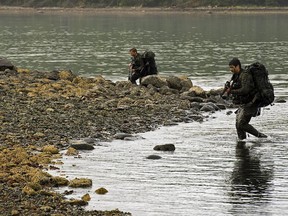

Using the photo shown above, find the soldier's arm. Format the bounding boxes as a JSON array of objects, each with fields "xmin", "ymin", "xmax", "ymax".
[{"xmin": 230, "ymin": 72, "xmax": 254, "ymax": 95}]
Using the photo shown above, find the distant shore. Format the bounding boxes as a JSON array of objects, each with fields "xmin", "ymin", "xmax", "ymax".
[{"xmin": 1, "ymin": 6, "xmax": 288, "ymax": 15}]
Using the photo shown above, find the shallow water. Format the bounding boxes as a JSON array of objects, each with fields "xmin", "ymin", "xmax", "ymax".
[{"xmin": 51, "ymin": 101, "xmax": 288, "ymax": 215}]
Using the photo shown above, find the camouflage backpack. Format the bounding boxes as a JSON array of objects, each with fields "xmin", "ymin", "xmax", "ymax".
[
  {"xmin": 245, "ymin": 62, "xmax": 274, "ymax": 107},
  {"xmin": 141, "ymin": 51, "xmax": 158, "ymax": 75}
]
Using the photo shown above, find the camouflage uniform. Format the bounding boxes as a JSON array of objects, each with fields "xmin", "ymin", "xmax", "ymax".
[
  {"xmin": 129, "ymin": 53, "xmax": 144, "ymax": 84},
  {"xmin": 230, "ymin": 69, "xmax": 266, "ymax": 140}
]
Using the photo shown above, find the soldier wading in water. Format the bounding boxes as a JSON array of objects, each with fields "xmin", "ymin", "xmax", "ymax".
[{"xmin": 222, "ymin": 58, "xmax": 267, "ymax": 141}]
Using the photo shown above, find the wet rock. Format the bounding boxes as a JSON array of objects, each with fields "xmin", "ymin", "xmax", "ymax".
[
  {"xmin": 31, "ymin": 171, "xmax": 53, "ymax": 185},
  {"xmin": 153, "ymin": 144, "xmax": 175, "ymax": 151},
  {"xmin": 63, "ymin": 190, "xmax": 74, "ymax": 195},
  {"xmin": 165, "ymin": 76, "xmax": 183, "ymax": 90},
  {"xmin": 203, "ymin": 102, "xmax": 220, "ymax": 111},
  {"xmin": 46, "ymin": 70, "xmax": 60, "ymax": 80},
  {"xmin": 204, "ymin": 98, "xmax": 217, "ymax": 103},
  {"xmin": 190, "ymin": 102, "xmax": 202, "ymax": 110},
  {"xmin": 159, "ymin": 85, "xmax": 178, "ymax": 95},
  {"xmin": 200, "ymin": 104, "xmax": 216, "ymax": 112},
  {"xmin": 188, "ymin": 86, "xmax": 207, "ymax": 98},
  {"xmin": 141, "ymin": 75, "xmax": 168, "ymax": 88},
  {"xmin": 64, "ymin": 199, "xmax": 88, "ymax": 206},
  {"xmin": 226, "ymin": 110, "xmax": 233, "ymax": 115},
  {"xmin": 146, "ymin": 155, "xmax": 162, "ymax": 160},
  {"xmin": 69, "ymin": 139, "xmax": 94, "ymax": 150},
  {"xmin": 0, "ymin": 57, "xmax": 16, "ymax": 71},
  {"xmin": 42, "ymin": 145, "xmax": 59, "ymax": 154},
  {"xmin": 4, "ymin": 69, "xmax": 18, "ymax": 76},
  {"xmin": 65, "ymin": 147, "xmax": 79, "ymax": 156},
  {"xmin": 207, "ymin": 88, "xmax": 223, "ymax": 96},
  {"xmin": 178, "ymin": 100, "xmax": 191, "ymax": 110},
  {"xmin": 51, "ymin": 176, "xmax": 69, "ymax": 186},
  {"xmin": 216, "ymin": 103, "xmax": 227, "ymax": 110},
  {"xmin": 178, "ymin": 75, "xmax": 193, "ymax": 92},
  {"xmin": 113, "ymin": 133, "xmax": 133, "ymax": 140},
  {"xmin": 27, "ymin": 182, "xmax": 42, "ymax": 191},
  {"xmin": 188, "ymin": 114, "xmax": 204, "ymax": 122},
  {"xmin": 81, "ymin": 193, "xmax": 91, "ymax": 201},
  {"xmin": 58, "ymin": 70, "xmax": 75, "ymax": 81},
  {"xmin": 275, "ymin": 98, "xmax": 286, "ymax": 103},
  {"xmin": 68, "ymin": 178, "xmax": 92, "ymax": 188},
  {"xmin": 95, "ymin": 187, "xmax": 108, "ymax": 195}
]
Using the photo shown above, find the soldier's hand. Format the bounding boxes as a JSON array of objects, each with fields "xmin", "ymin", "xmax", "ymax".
[{"xmin": 224, "ymin": 81, "xmax": 230, "ymax": 89}]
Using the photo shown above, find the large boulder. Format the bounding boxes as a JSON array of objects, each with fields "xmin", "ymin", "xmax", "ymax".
[
  {"xmin": 187, "ymin": 86, "xmax": 207, "ymax": 98},
  {"xmin": 141, "ymin": 75, "xmax": 168, "ymax": 88},
  {"xmin": 166, "ymin": 75, "xmax": 193, "ymax": 92}
]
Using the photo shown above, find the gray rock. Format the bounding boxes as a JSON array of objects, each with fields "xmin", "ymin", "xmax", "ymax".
[
  {"xmin": 216, "ymin": 103, "xmax": 227, "ymax": 110},
  {"xmin": 113, "ymin": 133, "xmax": 133, "ymax": 140},
  {"xmin": 190, "ymin": 102, "xmax": 202, "ymax": 110},
  {"xmin": 275, "ymin": 98, "xmax": 286, "ymax": 103},
  {"xmin": 166, "ymin": 76, "xmax": 183, "ymax": 90},
  {"xmin": 188, "ymin": 114, "xmax": 204, "ymax": 122},
  {"xmin": 141, "ymin": 75, "xmax": 168, "ymax": 88},
  {"xmin": 200, "ymin": 104, "xmax": 216, "ymax": 112},
  {"xmin": 146, "ymin": 155, "xmax": 162, "ymax": 160},
  {"xmin": 153, "ymin": 144, "xmax": 175, "ymax": 151},
  {"xmin": 226, "ymin": 110, "xmax": 233, "ymax": 115},
  {"xmin": 0, "ymin": 57, "xmax": 15, "ymax": 71},
  {"xmin": 69, "ymin": 139, "xmax": 95, "ymax": 150}
]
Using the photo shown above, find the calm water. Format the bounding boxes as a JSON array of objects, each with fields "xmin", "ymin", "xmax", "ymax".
[
  {"xmin": 1, "ymin": 12, "xmax": 288, "ymax": 215},
  {"xmin": 1, "ymin": 12, "xmax": 288, "ymax": 88}
]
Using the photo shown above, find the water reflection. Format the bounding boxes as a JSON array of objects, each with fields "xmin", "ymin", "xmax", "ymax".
[{"xmin": 229, "ymin": 141, "xmax": 274, "ymax": 214}]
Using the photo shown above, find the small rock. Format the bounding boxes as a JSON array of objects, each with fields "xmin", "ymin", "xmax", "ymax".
[
  {"xmin": 275, "ymin": 99, "xmax": 286, "ymax": 103},
  {"xmin": 153, "ymin": 144, "xmax": 175, "ymax": 151},
  {"xmin": 65, "ymin": 147, "xmax": 79, "ymax": 156},
  {"xmin": 95, "ymin": 187, "xmax": 108, "ymax": 195},
  {"xmin": 226, "ymin": 110, "xmax": 233, "ymax": 115},
  {"xmin": 113, "ymin": 133, "xmax": 133, "ymax": 140},
  {"xmin": 69, "ymin": 178, "xmax": 92, "ymax": 188},
  {"xmin": 82, "ymin": 193, "xmax": 91, "ymax": 201},
  {"xmin": 52, "ymin": 176, "xmax": 69, "ymax": 186},
  {"xmin": 146, "ymin": 155, "xmax": 162, "ymax": 160},
  {"xmin": 69, "ymin": 139, "xmax": 94, "ymax": 150},
  {"xmin": 42, "ymin": 145, "xmax": 59, "ymax": 154}
]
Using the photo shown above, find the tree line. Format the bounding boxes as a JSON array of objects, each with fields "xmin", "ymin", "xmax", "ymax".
[{"xmin": 0, "ymin": 0, "xmax": 288, "ymax": 7}]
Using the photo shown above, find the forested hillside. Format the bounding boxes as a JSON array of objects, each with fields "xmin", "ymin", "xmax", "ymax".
[{"xmin": 0, "ymin": 0, "xmax": 287, "ymax": 8}]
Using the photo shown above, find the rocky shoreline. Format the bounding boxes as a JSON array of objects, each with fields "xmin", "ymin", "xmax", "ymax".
[{"xmin": 0, "ymin": 57, "xmax": 234, "ymax": 215}]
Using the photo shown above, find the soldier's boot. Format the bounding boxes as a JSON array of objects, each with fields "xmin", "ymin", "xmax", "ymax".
[{"xmin": 258, "ymin": 133, "xmax": 268, "ymax": 138}]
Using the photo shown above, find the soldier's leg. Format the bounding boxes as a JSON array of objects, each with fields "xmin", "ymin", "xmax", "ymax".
[
  {"xmin": 236, "ymin": 107, "xmax": 248, "ymax": 140},
  {"xmin": 236, "ymin": 106, "xmax": 263, "ymax": 139},
  {"xmin": 130, "ymin": 72, "xmax": 141, "ymax": 84}
]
